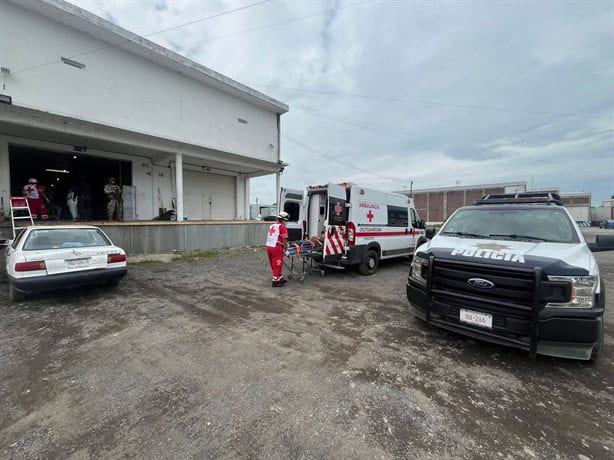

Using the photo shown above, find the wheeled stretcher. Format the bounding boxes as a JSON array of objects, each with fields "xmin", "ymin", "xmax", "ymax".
[{"xmin": 284, "ymin": 239, "xmax": 325, "ymax": 281}]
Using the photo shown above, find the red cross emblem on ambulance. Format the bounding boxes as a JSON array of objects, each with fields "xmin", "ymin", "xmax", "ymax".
[
  {"xmin": 367, "ymin": 210, "xmax": 374, "ymax": 222},
  {"xmin": 334, "ymin": 202, "xmax": 342, "ymax": 216}
]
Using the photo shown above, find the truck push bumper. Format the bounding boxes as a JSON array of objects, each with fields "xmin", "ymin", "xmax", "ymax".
[{"xmin": 406, "ymin": 262, "xmax": 603, "ymax": 360}]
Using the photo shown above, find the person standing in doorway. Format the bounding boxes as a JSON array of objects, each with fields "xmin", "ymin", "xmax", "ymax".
[
  {"xmin": 104, "ymin": 177, "xmax": 123, "ymax": 221},
  {"xmin": 266, "ymin": 211, "xmax": 289, "ymax": 287},
  {"xmin": 76, "ymin": 176, "xmax": 92, "ymax": 220},
  {"xmin": 66, "ymin": 188, "xmax": 78, "ymax": 220},
  {"xmin": 22, "ymin": 178, "xmax": 49, "ymax": 220}
]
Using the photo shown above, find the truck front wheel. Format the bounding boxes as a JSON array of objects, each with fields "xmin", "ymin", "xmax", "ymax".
[
  {"xmin": 590, "ymin": 319, "xmax": 604, "ymax": 361},
  {"xmin": 359, "ymin": 249, "xmax": 379, "ymax": 275}
]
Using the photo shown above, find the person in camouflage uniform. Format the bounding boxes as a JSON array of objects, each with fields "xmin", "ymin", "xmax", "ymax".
[{"xmin": 104, "ymin": 177, "xmax": 123, "ymax": 221}]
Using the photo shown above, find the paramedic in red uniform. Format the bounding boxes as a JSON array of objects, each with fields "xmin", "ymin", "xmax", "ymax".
[
  {"xmin": 266, "ymin": 211, "xmax": 289, "ymax": 287},
  {"xmin": 22, "ymin": 178, "xmax": 49, "ymax": 220}
]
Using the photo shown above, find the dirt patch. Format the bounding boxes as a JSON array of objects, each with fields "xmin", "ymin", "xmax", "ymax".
[{"xmin": 1, "ymin": 246, "xmax": 613, "ymax": 459}]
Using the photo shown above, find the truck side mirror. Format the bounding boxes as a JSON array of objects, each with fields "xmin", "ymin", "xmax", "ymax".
[
  {"xmin": 425, "ymin": 227, "xmax": 436, "ymax": 239},
  {"xmin": 589, "ymin": 234, "xmax": 614, "ymax": 252}
]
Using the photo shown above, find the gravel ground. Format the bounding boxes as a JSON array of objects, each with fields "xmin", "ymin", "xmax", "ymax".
[{"xmin": 0, "ymin": 235, "xmax": 613, "ymax": 459}]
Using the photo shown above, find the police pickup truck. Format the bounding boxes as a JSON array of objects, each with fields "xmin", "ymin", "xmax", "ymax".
[{"xmin": 407, "ymin": 193, "xmax": 614, "ymax": 360}]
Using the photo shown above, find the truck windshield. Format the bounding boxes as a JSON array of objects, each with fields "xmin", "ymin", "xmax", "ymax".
[{"xmin": 440, "ymin": 207, "xmax": 579, "ymax": 243}]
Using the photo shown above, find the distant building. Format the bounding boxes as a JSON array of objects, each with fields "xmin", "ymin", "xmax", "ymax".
[
  {"xmin": 559, "ymin": 192, "xmax": 591, "ymax": 221},
  {"xmin": 592, "ymin": 198, "xmax": 614, "ymax": 222},
  {"xmin": 396, "ymin": 181, "xmax": 527, "ymax": 223},
  {"xmin": 396, "ymin": 182, "xmax": 592, "ymax": 223}
]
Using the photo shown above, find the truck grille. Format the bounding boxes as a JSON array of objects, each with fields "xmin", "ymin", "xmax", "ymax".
[
  {"xmin": 421, "ymin": 257, "xmax": 569, "ymax": 360},
  {"xmin": 431, "ymin": 259, "xmax": 536, "ymax": 314}
]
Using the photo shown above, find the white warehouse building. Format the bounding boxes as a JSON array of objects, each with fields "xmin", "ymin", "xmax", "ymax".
[{"xmin": 0, "ymin": 0, "xmax": 288, "ymax": 222}]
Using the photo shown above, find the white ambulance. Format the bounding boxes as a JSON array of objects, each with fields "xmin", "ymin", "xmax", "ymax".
[{"xmin": 280, "ymin": 182, "xmax": 425, "ymax": 275}]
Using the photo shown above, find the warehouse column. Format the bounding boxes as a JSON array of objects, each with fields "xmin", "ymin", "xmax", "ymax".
[
  {"xmin": 275, "ymin": 172, "xmax": 280, "ymax": 213},
  {"xmin": 244, "ymin": 177, "xmax": 250, "ymax": 221},
  {"xmin": 0, "ymin": 136, "xmax": 10, "ymax": 219},
  {"xmin": 235, "ymin": 175, "xmax": 241, "ymax": 220},
  {"xmin": 175, "ymin": 153, "xmax": 183, "ymax": 221}
]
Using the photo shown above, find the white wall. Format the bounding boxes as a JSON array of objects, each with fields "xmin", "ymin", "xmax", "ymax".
[
  {"xmin": 0, "ymin": 0, "xmax": 279, "ymax": 163},
  {"xmin": 183, "ymin": 169, "xmax": 235, "ymax": 220},
  {"xmin": 151, "ymin": 163, "xmax": 249, "ymax": 220},
  {"xmin": 566, "ymin": 206, "xmax": 590, "ymax": 222},
  {"xmin": 591, "ymin": 207, "xmax": 613, "ymax": 222}
]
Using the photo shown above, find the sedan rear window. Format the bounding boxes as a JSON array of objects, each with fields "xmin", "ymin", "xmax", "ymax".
[{"xmin": 23, "ymin": 229, "xmax": 111, "ymax": 251}]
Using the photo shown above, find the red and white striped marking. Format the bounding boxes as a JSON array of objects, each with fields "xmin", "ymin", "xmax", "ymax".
[{"xmin": 325, "ymin": 226, "xmax": 345, "ymax": 256}]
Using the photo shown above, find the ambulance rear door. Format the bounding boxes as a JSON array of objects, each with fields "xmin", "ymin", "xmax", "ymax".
[
  {"xmin": 279, "ymin": 188, "xmax": 305, "ymax": 242},
  {"xmin": 323, "ymin": 183, "xmax": 348, "ymax": 262}
]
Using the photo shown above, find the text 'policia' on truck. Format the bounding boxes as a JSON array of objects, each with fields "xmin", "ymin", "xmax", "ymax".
[
  {"xmin": 406, "ymin": 192, "xmax": 614, "ymax": 361},
  {"xmin": 280, "ymin": 182, "xmax": 425, "ymax": 275}
]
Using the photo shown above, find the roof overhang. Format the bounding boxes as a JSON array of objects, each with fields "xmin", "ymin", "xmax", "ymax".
[
  {"xmin": 0, "ymin": 104, "xmax": 284, "ymax": 177},
  {"xmin": 10, "ymin": 0, "xmax": 289, "ymax": 115}
]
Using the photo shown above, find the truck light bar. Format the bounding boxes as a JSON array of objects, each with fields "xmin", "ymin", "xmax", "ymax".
[{"xmin": 475, "ymin": 192, "xmax": 563, "ymax": 206}]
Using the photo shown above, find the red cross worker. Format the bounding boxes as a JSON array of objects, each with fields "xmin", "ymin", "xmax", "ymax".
[
  {"xmin": 266, "ymin": 211, "xmax": 289, "ymax": 287},
  {"xmin": 22, "ymin": 178, "xmax": 49, "ymax": 220}
]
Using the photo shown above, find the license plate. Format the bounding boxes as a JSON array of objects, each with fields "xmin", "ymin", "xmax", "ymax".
[
  {"xmin": 66, "ymin": 258, "xmax": 91, "ymax": 269},
  {"xmin": 459, "ymin": 308, "xmax": 493, "ymax": 329}
]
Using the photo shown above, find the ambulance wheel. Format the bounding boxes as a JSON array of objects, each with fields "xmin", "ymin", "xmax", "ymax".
[
  {"xmin": 9, "ymin": 284, "xmax": 26, "ymax": 302},
  {"xmin": 359, "ymin": 249, "xmax": 379, "ymax": 275}
]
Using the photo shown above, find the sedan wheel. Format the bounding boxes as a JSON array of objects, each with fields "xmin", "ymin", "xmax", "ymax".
[{"xmin": 9, "ymin": 284, "xmax": 26, "ymax": 302}]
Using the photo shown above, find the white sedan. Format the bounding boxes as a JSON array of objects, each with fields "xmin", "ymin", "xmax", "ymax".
[{"xmin": 3, "ymin": 226, "xmax": 127, "ymax": 301}]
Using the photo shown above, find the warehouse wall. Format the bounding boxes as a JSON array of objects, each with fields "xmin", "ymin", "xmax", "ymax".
[
  {"xmin": 0, "ymin": 0, "xmax": 279, "ymax": 163},
  {"xmin": 101, "ymin": 222, "xmax": 269, "ymax": 254}
]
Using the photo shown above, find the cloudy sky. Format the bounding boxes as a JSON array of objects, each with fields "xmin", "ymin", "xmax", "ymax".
[{"xmin": 68, "ymin": 0, "xmax": 613, "ymax": 205}]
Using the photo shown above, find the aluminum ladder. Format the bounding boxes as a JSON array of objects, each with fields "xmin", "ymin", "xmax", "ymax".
[{"xmin": 9, "ymin": 196, "xmax": 34, "ymax": 238}]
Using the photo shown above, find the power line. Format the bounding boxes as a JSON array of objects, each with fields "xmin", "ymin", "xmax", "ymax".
[
  {"xmin": 300, "ymin": 107, "xmax": 412, "ymax": 138},
  {"xmin": 183, "ymin": 0, "xmax": 374, "ymax": 45},
  {"xmin": 13, "ymin": 0, "xmax": 272, "ymax": 75},
  {"xmin": 282, "ymin": 134, "xmax": 404, "ymax": 183},
  {"xmin": 250, "ymin": 83, "xmax": 598, "ymax": 119}
]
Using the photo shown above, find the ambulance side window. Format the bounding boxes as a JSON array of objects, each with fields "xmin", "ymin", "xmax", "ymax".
[
  {"xmin": 388, "ymin": 206, "xmax": 409, "ymax": 227},
  {"xmin": 283, "ymin": 202, "xmax": 300, "ymax": 223}
]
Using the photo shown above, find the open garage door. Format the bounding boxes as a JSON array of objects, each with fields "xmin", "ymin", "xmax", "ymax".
[
  {"xmin": 9, "ymin": 145, "xmax": 131, "ymax": 221},
  {"xmin": 182, "ymin": 170, "xmax": 235, "ymax": 220}
]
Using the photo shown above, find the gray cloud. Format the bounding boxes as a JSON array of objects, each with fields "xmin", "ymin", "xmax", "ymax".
[{"xmin": 68, "ymin": 0, "xmax": 614, "ymax": 205}]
